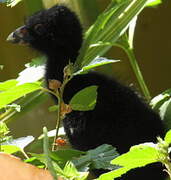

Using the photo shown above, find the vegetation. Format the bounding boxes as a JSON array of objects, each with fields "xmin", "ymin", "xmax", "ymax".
[{"xmin": 0, "ymin": 0, "xmax": 171, "ymax": 179}]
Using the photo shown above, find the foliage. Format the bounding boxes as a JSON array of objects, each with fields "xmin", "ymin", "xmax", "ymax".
[
  {"xmin": 29, "ymin": 129, "xmax": 119, "ymax": 180},
  {"xmin": 98, "ymin": 130, "xmax": 171, "ymax": 179},
  {"xmin": 151, "ymin": 89, "xmax": 171, "ymax": 130},
  {"xmin": 0, "ymin": 0, "xmax": 23, "ymax": 7}
]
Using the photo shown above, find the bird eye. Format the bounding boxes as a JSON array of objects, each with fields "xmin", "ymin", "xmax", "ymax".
[{"xmin": 34, "ymin": 24, "xmax": 45, "ymax": 35}]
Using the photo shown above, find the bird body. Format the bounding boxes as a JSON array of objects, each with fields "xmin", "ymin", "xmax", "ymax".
[{"xmin": 7, "ymin": 5, "xmax": 166, "ymax": 179}]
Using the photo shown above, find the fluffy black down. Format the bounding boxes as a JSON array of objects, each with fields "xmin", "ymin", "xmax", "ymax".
[{"xmin": 12, "ymin": 5, "xmax": 166, "ymax": 180}]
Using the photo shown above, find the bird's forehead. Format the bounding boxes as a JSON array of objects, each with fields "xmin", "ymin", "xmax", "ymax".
[{"xmin": 25, "ymin": 11, "xmax": 47, "ymax": 27}]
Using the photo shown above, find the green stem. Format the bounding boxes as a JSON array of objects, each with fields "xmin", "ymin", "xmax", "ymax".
[
  {"xmin": 42, "ymin": 87, "xmax": 61, "ymax": 151},
  {"xmin": 123, "ymin": 46, "xmax": 151, "ymax": 101},
  {"xmin": 164, "ymin": 160, "xmax": 171, "ymax": 179},
  {"xmin": 111, "ymin": 40, "xmax": 151, "ymax": 101},
  {"xmin": 52, "ymin": 95, "xmax": 61, "ymax": 151},
  {"xmin": 50, "ymin": 76, "xmax": 72, "ymax": 151},
  {"xmin": 22, "ymin": 150, "xmax": 29, "ymax": 159},
  {"xmin": 157, "ymin": 137, "xmax": 171, "ymax": 179}
]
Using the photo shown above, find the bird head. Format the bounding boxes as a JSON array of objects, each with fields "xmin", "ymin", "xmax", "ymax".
[{"xmin": 7, "ymin": 5, "xmax": 82, "ymax": 59}]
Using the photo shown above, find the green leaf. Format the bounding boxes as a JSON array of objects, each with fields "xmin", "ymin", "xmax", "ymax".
[
  {"xmin": 6, "ymin": 0, "xmax": 23, "ymax": 7},
  {"xmin": 159, "ymin": 98, "xmax": 171, "ymax": 129},
  {"xmin": 43, "ymin": 127, "xmax": 57, "ymax": 180},
  {"xmin": 75, "ymin": 0, "xmax": 148, "ymax": 70},
  {"xmin": 128, "ymin": 16, "xmax": 138, "ymax": 49},
  {"xmin": 17, "ymin": 57, "xmax": 45, "ymax": 84},
  {"xmin": 1, "ymin": 136, "xmax": 34, "ymax": 154},
  {"xmin": 63, "ymin": 161, "xmax": 88, "ymax": 180},
  {"xmin": 69, "ymin": 85, "xmax": 98, "ymax": 111},
  {"xmin": 51, "ymin": 149, "xmax": 84, "ymax": 169},
  {"xmin": 75, "ymin": 0, "xmax": 125, "ymax": 68},
  {"xmin": 0, "ymin": 79, "xmax": 18, "ymax": 91},
  {"xmin": 146, "ymin": 0, "xmax": 162, "ymax": 7},
  {"xmin": 30, "ymin": 152, "xmax": 88, "ymax": 179},
  {"xmin": 1, "ymin": 145, "xmax": 21, "ymax": 154},
  {"xmin": 0, "ymin": 122, "xmax": 9, "ymax": 136},
  {"xmin": 28, "ymin": 153, "xmax": 46, "ymax": 165},
  {"xmin": 25, "ymin": 156, "xmax": 45, "ymax": 168},
  {"xmin": 150, "ymin": 93, "xmax": 170, "ymax": 112},
  {"xmin": 99, "ymin": 143, "xmax": 159, "ymax": 180},
  {"xmin": 74, "ymin": 57, "xmax": 120, "ymax": 75},
  {"xmin": 73, "ymin": 144, "xmax": 119, "ymax": 172},
  {"xmin": 0, "ymin": 82, "xmax": 42, "ymax": 109},
  {"xmin": 48, "ymin": 105, "xmax": 59, "ymax": 112},
  {"xmin": 25, "ymin": 56, "xmax": 46, "ymax": 67},
  {"xmin": 52, "ymin": 161, "xmax": 88, "ymax": 180},
  {"xmin": 6, "ymin": 104, "xmax": 21, "ymax": 112},
  {"xmin": 50, "ymin": 149, "xmax": 84, "ymax": 169},
  {"xmin": 164, "ymin": 129, "xmax": 171, "ymax": 145}
]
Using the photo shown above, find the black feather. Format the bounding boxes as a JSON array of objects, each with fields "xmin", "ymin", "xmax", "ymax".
[{"xmin": 12, "ymin": 5, "xmax": 166, "ymax": 180}]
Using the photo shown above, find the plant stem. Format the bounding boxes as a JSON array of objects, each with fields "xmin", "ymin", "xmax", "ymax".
[
  {"xmin": 164, "ymin": 159, "xmax": 171, "ymax": 179},
  {"xmin": 52, "ymin": 95, "xmax": 61, "ymax": 151},
  {"xmin": 112, "ymin": 39, "xmax": 151, "ymax": 102},
  {"xmin": 157, "ymin": 137, "xmax": 171, "ymax": 179},
  {"xmin": 22, "ymin": 150, "xmax": 29, "ymax": 159},
  {"xmin": 51, "ymin": 76, "xmax": 72, "ymax": 151},
  {"xmin": 123, "ymin": 46, "xmax": 151, "ymax": 101}
]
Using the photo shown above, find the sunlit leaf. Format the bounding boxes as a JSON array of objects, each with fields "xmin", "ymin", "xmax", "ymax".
[
  {"xmin": 0, "ymin": 82, "xmax": 42, "ymax": 109},
  {"xmin": 1, "ymin": 136, "xmax": 34, "ymax": 154},
  {"xmin": 146, "ymin": 0, "xmax": 162, "ymax": 7},
  {"xmin": 17, "ymin": 57, "xmax": 45, "ymax": 85},
  {"xmin": 150, "ymin": 94, "xmax": 170, "ymax": 111},
  {"xmin": 6, "ymin": 104, "xmax": 21, "ymax": 112},
  {"xmin": 74, "ymin": 57, "xmax": 119, "ymax": 75},
  {"xmin": 164, "ymin": 129, "xmax": 171, "ymax": 145},
  {"xmin": 128, "ymin": 16, "xmax": 138, "ymax": 49},
  {"xmin": 159, "ymin": 99, "xmax": 171, "ymax": 129},
  {"xmin": 75, "ymin": 0, "xmax": 148, "ymax": 70},
  {"xmin": 6, "ymin": 0, "xmax": 23, "ymax": 7},
  {"xmin": 0, "ymin": 122, "xmax": 9, "ymax": 136},
  {"xmin": 63, "ymin": 161, "xmax": 88, "ymax": 180},
  {"xmin": 98, "ymin": 143, "xmax": 159, "ymax": 180},
  {"xmin": 1, "ymin": 145, "xmax": 21, "ymax": 154},
  {"xmin": 2, "ymin": 136, "xmax": 35, "ymax": 149},
  {"xmin": 0, "ymin": 79, "xmax": 18, "ymax": 92}
]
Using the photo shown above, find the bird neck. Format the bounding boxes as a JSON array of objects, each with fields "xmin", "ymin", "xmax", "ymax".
[{"xmin": 45, "ymin": 53, "xmax": 69, "ymax": 83}]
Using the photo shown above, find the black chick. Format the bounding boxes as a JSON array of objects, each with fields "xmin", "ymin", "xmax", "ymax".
[{"xmin": 7, "ymin": 5, "xmax": 166, "ymax": 180}]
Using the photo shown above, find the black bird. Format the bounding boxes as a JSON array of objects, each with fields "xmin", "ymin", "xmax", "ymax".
[{"xmin": 7, "ymin": 5, "xmax": 166, "ymax": 180}]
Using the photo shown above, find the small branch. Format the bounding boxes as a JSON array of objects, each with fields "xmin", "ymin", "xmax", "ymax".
[
  {"xmin": 52, "ymin": 95, "xmax": 61, "ymax": 151},
  {"xmin": 50, "ymin": 75, "xmax": 72, "ymax": 151}
]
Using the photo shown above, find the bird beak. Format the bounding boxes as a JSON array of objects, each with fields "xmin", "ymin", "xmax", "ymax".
[{"xmin": 6, "ymin": 25, "xmax": 29, "ymax": 45}]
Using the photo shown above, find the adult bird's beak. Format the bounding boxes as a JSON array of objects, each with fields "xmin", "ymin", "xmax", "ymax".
[{"xmin": 6, "ymin": 25, "xmax": 29, "ymax": 45}]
